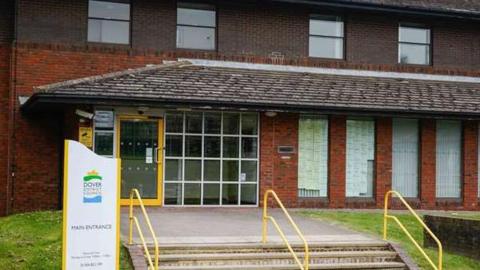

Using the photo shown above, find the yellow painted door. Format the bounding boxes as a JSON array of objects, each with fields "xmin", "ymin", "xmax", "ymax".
[{"xmin": 118, "ymin": 118, "xmax": 163, "ymax": 205}]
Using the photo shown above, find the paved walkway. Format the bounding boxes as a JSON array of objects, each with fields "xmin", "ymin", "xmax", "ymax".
[{"xmin": 120, "ymin": 207, "xmax": 379, "ymax": 245}]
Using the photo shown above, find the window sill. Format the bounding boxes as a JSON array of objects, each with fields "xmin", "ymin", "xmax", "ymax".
[
  {"xmin": 308, "ymin": 56, "xmax": 346, "ymax": 62},
  {"xmin": 436, "ymin": 198, "xmax": 462, "ymax": 203},
  {"xmin": 298, "ymin": 197, "xmax": 328, "ymax": 201},
  {"xmin": 346, "ymin": 197, "xmax": 375, "ymax": 202},
  {"xmin": 397, "ymin": 63, "xmax": 432, "ymax": 68},
  {"xmin": 87, "ymin": 41, "xmax": 131, "ymax": 48},
  {"xmin": 176, "ymin": 47, "xmax": 217, "ymax": 54}
]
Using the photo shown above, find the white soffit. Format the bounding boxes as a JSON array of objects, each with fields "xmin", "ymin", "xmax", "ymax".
[{"xmin": 179, "ymin": 58, "xmax": 480, "ymax": 84}]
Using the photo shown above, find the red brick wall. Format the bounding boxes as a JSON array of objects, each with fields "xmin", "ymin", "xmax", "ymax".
[
  {"xmin": 375, "ymin": 118, "xmax": 393, "ymax": 207},
  {"xmin": 17, "ymin": 0, "xmax": 87, "ymax": 44},
  {"xmin": 420, "ymin": 119, "xmax": 436, "ymax": 209},
  {"xmin": 328, "ymin": 116, "xmax": 346, "ymax": 208},
  {"xmin": 13, "ymin": 0, "xmax": 480, "ymax": 76},
  {"xmin": 433, "ymin": 22, "xmax": 480, "ymax": 70},
  {"xmin": 462, "ymin": 121, "xmax": 478, "ymax": 210},
  {"xmin": 346, "ymin": 13, "xmax": 397, "ymax": 65},
  {"xmin": 10, "ymin": 45, "xmax": 172, "ymax": 213},
  {"xmin": 0, "ymin": 45, "xmax": 10, "ymax": 216},
  {"xmin": 218, "ymin": 2, "xmax": 308, "ymax": 58},
  {"xmin": 259, "ymin": 113, "xmax": 299, "ymax": 207},
  {"xmin": 132, "ymin": 0, "xmax": 176, "ymax": 50},
  {"xmin": 0, "ymin": 0, "xmax": 14, "ymax": 43},
  {"xmin": 1, "ymin": 0, "xmax": 480, "ymax": 213}
]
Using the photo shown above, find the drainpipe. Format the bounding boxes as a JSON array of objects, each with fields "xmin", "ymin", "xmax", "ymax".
[{"xmin": 6, "ymin": 0, "xmax": 19, "ymax": 215}]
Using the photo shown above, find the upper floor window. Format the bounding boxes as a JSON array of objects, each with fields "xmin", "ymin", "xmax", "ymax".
[
  {"xmin": 177, "ymin": 3, "xmax": 216, "ymax": 50},
  {"xmin": 309, "ymin": 15, "xmax": 344, "ymax": 59},
  {"xmin": 88, "ymin": 0, "xmax": 131, "ymax": 44},
  {"xmin": 398, "ymin": 24, "xmax": 431, "ymax": 65}
]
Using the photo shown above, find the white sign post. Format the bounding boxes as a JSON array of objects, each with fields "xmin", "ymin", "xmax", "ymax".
[{"xmin": 62, "ymin": 140, "xmax": 121, "ymax": 270}]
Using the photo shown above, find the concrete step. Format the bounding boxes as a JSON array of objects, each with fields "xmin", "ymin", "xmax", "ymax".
[
  {"xmin": 151, "ymin": 242, "xmax": 392, "ymax": 255},
  {"xmin": 134, "ymin": 242, "xmax": 408, "ymax": 270},
  {"xmin": 158, "ymin": 251, "xmax": 399, "ymax": 266},
  {"xmin": 157, "ymin": 262, "xmax": 407, "ymax": 270},
  {"xmin": 159, "ymin": 251, "xmax": 398, "ymax": 261}
]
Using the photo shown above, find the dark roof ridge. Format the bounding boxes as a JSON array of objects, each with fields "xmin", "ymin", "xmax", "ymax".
[{"xmin": 35, "ymin": 61, "xmax": 192, "ymax": 92}]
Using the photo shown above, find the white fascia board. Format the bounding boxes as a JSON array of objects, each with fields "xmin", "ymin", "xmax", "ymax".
[{"xmin": 180, "ymin": 58, "xmax": 480, "ymax": 84}]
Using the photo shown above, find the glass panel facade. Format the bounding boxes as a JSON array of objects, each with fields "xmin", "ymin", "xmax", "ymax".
[
  {"xmin": 298, "ymin": 116, "xmax": 328, "ymax": 198},
  {"xmin": 346, "ymin": 119, "xmax": 375, "ymax": 197},
  {"xmin": 309, "ymin": 15, "xmax": 344, "ymax": 59},
  {"xmin": 392, "ymin": 119, "xmax": 419, "ymax": 197},
  {"xmin": 164, "ymin": 112, "xmax": 258, "ymax": 205},
  {"xmin": 436, "ymin": 120, "xmax": 461, "ymax": 198}
]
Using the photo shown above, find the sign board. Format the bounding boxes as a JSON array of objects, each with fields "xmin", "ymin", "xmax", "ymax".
[
  {"xmin": 63, "ymin": 140, "xmax": 121, "ymax": 270},
  {"xmin": 79, "ymin": 127, "xmax": 93, "ymax": 148}
]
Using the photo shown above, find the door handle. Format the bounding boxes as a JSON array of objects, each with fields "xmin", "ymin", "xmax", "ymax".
[{"xmin": 154, "ymin": 147, "xmax": 161, "ymax": 164}]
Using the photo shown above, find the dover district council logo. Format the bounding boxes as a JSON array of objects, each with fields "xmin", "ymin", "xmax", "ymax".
[{"xmin": 83, "ymin": 170, "xmax": 102, "ymax": 203}]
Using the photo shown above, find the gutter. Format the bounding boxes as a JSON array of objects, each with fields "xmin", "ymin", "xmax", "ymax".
[
  {"xmin": 6, "ymin": 0, "xmax": 19, "ymax": 216},
  {"xmin": 21, "ymin": 93, "xmax": 480, "ymax": 121},
  {"xmin": 272, "ymin": 0, "xmax": 480, "ymax": 21}
]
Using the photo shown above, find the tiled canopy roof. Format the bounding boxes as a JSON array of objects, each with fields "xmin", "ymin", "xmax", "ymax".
[
  {"xmin": 307, "ymin": 0, "xmax": 480, "ymax": 15},
  {"xmin": 26, "ymin": 61, "xmax": 480, "ymax": 117}
]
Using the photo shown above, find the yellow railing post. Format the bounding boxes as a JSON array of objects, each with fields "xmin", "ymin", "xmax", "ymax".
[
  {"xmin": 129, "ymin": 193, "xmax": 134, "ymax": 245},
  {"xmin": 262, "ymin": 191, "xmax": 268, "ymax": 244},
  {"xmin": 383, "ymin": 192, "xmax": 389, "ymax": 241},
  {"xmin": 383, "ymin": 190, "xmax": 443, "ymax": 270},
  {"xmin": 129, "ymin": 188, "xmax": 159, "ymax": 270},
  {"xmin": 262, "ymin": 189, "xmax": 309, "ymax": 270}
]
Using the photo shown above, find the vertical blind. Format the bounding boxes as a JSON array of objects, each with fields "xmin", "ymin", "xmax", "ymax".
[
  {"xmin": 392, "ymin": 119, "xmax": 419, "ymax": 197},
  {"xmin": 436, "ymin": 120, "xmax": 462, "ymax": 198},
  {"xmin": 298, "ymin": 116, "xmax": 328, "ymax": 197},
  {"xmin": 346, "ymin": 119, "xmax": 375, "ymax": 197}
]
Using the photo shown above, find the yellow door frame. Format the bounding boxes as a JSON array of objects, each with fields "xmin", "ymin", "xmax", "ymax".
[{"xmin": 117, "ymin": 115, "xmax": 164, "ymax": 206}]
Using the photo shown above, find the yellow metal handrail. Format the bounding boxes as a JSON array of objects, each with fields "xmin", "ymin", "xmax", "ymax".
[
  {"xmin": 263, "ymin": 189, "xmax": 309, "ymax": 270},
  {"xmin": 384, "ymin": 190, "xmax": 443, "ymax": 270},
  {"xmin": 129, "ymin": 188, "xmax": 159, "ymax": 270}
]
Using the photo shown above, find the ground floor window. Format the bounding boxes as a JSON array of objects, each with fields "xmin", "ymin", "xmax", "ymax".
[
  {"xmin": 298, "ymin": 115, "xmax": 328, "ymax": 198},
  {"xmin": 436, "ymin": 120, "xmax": 461, "ymax": 198},
  {"xmin": 346, "ymin": 119, "xmax": 375, "ymax": 197},
  {"xmin": 93, "ymin": 110, "xmax": 115, "ymax": 157},
  {"xmin": 392, "ymin": 118, "xmax": 419, "ymax": 197},
  {"xmin": 164, "ymin": 111, "xmax": 259, "ymax": 205}
]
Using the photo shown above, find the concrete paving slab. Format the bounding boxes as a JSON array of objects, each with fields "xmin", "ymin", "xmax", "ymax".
[{"xmin": 120, "ymin": 207, "xmax": 379, "ymax": 245}]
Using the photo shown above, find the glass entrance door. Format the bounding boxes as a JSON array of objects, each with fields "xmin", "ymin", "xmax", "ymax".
[{"xmin": 118, "ymin": 118, "xmax": 163, "ymax": 205}]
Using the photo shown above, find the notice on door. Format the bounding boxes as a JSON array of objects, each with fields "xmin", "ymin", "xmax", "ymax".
[{"xmin": 63, "ymin": 140, "xmax": 121, "ymax": 270}]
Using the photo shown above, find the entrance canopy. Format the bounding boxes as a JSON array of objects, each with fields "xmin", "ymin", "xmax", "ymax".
[{"xmin": 21, "ymin": 59, "xmax": 480, "ymax": 119}]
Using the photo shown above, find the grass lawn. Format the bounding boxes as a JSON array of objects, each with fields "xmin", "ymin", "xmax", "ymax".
[
  {"xmin": 0, "ymin": 211, "xmax": 133, "ymax": 270},
  {"xmin": 300, "ymin": 210, "xmax": 480, "ymax": 270}
]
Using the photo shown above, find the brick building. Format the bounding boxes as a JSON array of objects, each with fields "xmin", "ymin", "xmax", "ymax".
[{"xmin": 1, "ymin": 0, "xmax": 480, "ymax": 215}]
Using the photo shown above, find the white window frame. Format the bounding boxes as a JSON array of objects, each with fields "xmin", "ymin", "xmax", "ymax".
[
  {"xmin": 176, "ymin": 2, "xmax": 216, "ymax": 50},
  {"xmin": 398, "ymin": 24, "xmax": 431, "ymax": 65},
  {"xmin": 163, "ymin": 111, "xmax": 259, "ymax": 206},
  {"xmin": 309, "ymin": 15, "xmax": 344, "ymax": 59},
  {"xmin": 87, "ymin": 0, "xmax": 131, "ymax": 44}
]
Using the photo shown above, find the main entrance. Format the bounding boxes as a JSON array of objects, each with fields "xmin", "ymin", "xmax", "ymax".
[
  {"xmin": 98, "ymin": 110, "xmax": 259, "ymax": 206},
  {"xmin": 118, "ymin": 116, "xmax": 164, "ymax": 205}
]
